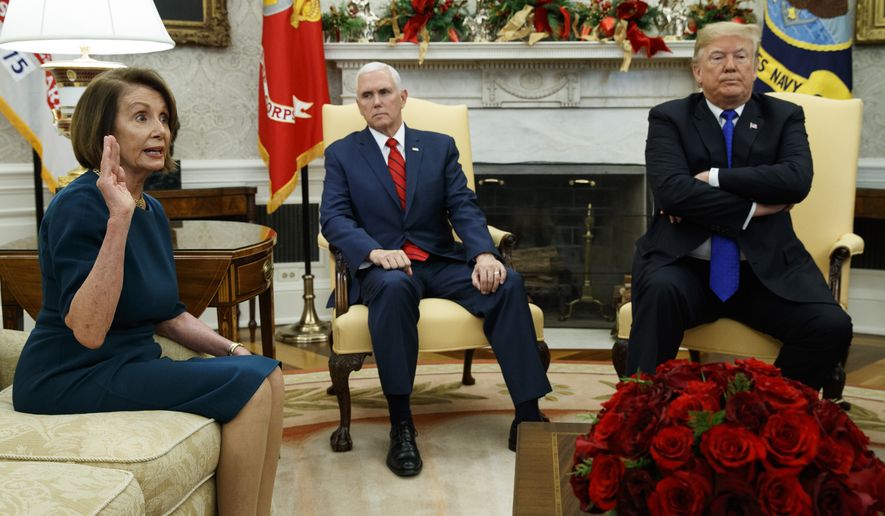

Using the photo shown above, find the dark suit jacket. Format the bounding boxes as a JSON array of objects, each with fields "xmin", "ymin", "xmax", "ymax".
[
  {"xmin": 320, "ymin": 125, "xmax": 498, "ymax": 304},
  {"xmin": 634, "ymin": 92, "xmax": 833, "ymax": 304}
]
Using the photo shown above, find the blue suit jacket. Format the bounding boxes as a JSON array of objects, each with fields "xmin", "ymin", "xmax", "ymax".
[
  {"xmin": 320, "ymin": 125, "xmax": 498, "ymax": 305},
  {"xmin": 634, "ymin": 92, "xmax": 832, "ymax": 304}
]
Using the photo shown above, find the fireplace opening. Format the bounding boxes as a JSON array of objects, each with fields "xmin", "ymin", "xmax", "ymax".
[{"xmin": 474, "ymin": 164, "xmax": 647, "ymax": 329}]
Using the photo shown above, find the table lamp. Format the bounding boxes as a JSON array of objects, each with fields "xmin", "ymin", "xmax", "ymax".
[{"xmin": 0, "ymin": 0, "xmax": 174, "ymax": 140}]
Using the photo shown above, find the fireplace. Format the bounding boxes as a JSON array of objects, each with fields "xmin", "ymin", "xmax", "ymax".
[{"xmin": 475, "ymin": 164, "xmax": 646, "ymax": 328}]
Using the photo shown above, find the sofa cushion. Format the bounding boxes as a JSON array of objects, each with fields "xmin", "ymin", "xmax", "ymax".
[
  {"xmin": 0, "ymin": 460, "xmax": 144, "ymax": 515},
  {"xmin": 0, "ymin": 387, "xmax": 221, "ymax": 515}
]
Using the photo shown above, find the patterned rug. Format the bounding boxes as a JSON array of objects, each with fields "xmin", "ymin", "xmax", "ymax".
[{"xmin": 271, "ymin": 362, "xmax": 885, "ymax": 515}]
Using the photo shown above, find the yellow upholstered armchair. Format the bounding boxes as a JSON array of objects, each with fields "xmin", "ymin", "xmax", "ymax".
[
  {"xmin": 613, "ymin": 92, "xmax": 864, "ymax": 404},
  {"xmin": 318, "ymin": 98, "xmax": 550, "ymax": 452}
]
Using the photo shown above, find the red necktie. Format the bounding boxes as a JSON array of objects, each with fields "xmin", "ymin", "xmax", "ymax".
[{"xmin": 386, "ymin": 137, "xmax": 429, "ymax": 262}]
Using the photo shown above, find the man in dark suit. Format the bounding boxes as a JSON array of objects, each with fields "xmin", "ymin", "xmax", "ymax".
[
  {"xmin": 626, "ymin": 22, "xmax": 852, "ymax": 390},
  {"xmin": 320, "ymin": 62, "xmax": 551, "ymax": 477}
]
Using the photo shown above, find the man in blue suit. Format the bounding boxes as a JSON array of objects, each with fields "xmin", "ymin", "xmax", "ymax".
[
  {"xmin": 320, "ymin": 62, "xmax": 551, "ymax": 477},
  {"xmin": 626, "ymin": 23, "xmax": 852, "ymax": 390}
]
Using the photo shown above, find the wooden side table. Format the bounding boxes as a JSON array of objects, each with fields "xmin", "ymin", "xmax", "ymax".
[
  {"xmin": 150, "ymin": 187, "xmax": 262, "ymax": 341},
  {"xmin": 513, "ymin": 422, "xmax": 591, "ymax": 516},
  {"xmin": 0, "ymin": 220, "xmax": 278, "ymax": 358}
]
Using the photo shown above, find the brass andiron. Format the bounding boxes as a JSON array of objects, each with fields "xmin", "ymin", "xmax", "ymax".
[
  {"xmin": 560, "ymin": 203, "xmax": 606, "ymax": 321},
  {"xmin": 277, "ymin": 273, "xmax": 331, "ymax": 345}
]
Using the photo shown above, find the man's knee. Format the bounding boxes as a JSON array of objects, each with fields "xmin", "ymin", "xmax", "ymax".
[
  {"xmin": 368, "ymin": 270, "xmax": 418, "ymax": 302},
  {"xmin": 817, "ymin": 306, "xmax": 853, "ymax": 347}
]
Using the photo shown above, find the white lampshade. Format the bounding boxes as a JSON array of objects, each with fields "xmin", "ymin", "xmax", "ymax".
[{"xmin": 0, "ymin": 0, "xmax": 174, "ymax": 56}]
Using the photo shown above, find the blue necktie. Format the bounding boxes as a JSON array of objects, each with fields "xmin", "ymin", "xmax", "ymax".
[{"xmin": 710, "ymin": 109, "xmax": 740, "ymax": 301}]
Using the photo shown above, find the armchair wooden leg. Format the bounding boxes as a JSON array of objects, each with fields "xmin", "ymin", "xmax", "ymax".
[
  {"xmin": 328, "ymin": 350, "xmax": 368, "ymax": 452},
  {"xmin": 611, "ymin": 338, "xmax": 628, "ymax": 378},
  {"xmin": 462, "ymin": 349, "xmax": 476, "ymax": 385},
  {"xmin": 537, "ymin": 340, "xmax": 551, "ymax": 372}
]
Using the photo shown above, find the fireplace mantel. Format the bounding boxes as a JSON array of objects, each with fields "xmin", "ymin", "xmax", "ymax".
[
  {"xmin": 324, "ymin": 40, "xmax": 696, "ymax": 62},
  {"xmin": 324, "ymin": 41, "xmax": 698, "ymax": 164}
]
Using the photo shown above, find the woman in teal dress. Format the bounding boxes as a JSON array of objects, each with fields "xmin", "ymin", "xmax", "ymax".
[{"xmin": 12, "ymin": 68, "xmax": 283, "ymax": 516}]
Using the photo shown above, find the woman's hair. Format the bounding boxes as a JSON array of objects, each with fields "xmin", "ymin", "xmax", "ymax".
[
  {"xmin": 70, "ymin": 67, "xmax": 180, "ymax": 172},
  {"xmin": 692, "ymin": 22, "xmax": 761, "ymax": 65}
]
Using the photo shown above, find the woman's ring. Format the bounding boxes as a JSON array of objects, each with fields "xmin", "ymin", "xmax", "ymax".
[{"xmin": 494, "ymin": 271, "xmax": 500, "ymax": 275}]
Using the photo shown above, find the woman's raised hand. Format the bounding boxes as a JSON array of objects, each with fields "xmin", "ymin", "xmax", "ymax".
[{"xmin": 97, "ymin": 135, "xmax": 135, "ymax": 218}]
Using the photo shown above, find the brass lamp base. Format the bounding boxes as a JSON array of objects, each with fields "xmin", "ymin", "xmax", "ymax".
[{"xmin": 276, "ymin": 274, "xmax": 330, "ymax": 345}]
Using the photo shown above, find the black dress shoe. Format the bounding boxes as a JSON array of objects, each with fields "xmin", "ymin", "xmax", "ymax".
[
  {"xmin": 387, "ymin": 420, "xmax": 422, "ymax": 477},
  {"xmin": 509, "ymin": 414, "xmax": 550, "ymax": 452}
]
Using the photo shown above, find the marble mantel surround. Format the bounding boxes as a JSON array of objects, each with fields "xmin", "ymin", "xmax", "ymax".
[{"xmin": 324, "ymin": 41, "xmax": 697, "ymax": 165}]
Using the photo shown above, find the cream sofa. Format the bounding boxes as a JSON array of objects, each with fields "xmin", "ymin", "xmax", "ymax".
[{"xmin": 0, "ymin": 329, "xmax": 221, "ymax": 515}]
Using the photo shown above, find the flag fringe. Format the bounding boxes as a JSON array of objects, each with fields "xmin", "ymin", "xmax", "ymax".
[
  {"xmin": 0, "ymin": 95, "xmax": 60, "ymax": 192},
  {"xmin": 259, "ymin": 139, "xmax": 325, "ymax": 214}
]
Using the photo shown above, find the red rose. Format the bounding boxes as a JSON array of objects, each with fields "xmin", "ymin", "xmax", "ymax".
[
  {"xmin": 592, "ymin": 410, "xmax": 623, "ymax": 451},
  {"xmin": 815, "ymin": 435, "xmax": 854, "ymax": 476},
  {"xmin": 648, "ymin": 471, "xmax": 711, "ymax": 516},
  {"xmin": 756, "ymin": 471, "xmax": 813, "ymax": 515},
  {"xmin": 656, "ymin": 359, "xmax": 703, "ymax": 390},
  {"xmin": 700, "ymin": 423, "xmax": 766, "ymax": 475},
  {"xmin": 650, "ymin": 425, "xmax": 694, "ymax": 470},
  {"xmin": 710, "ymin": 476, "xmax": 762, "ymax": 515},
  {"xmin": 754, "ymin": 375, "xmax": 809, "ymax": 412},
  {"xmin": 731, "ymin": 16, "xmax": 745, "ymax": 23},
  {"xmin": 686, "ymin": 20, "xmax": 697, "ymax": 33},
  {"xmin": 761, "ymin": 412, "xmax": 820, "ymax": 470},
  {"xmin": 683, "ymin": 380, "xmax": 721, "ymax": 399},
  {"xmin": 846, "ymin": 461, "xmax": 885, "ymax": 511},
  {"xmin": 598, "ymin": 15, "xmax": 617, "ymax": 38},
  {"xmin": 698, "ymin": 361, "xmax": 735, "ymax": 389},
  {"xmin": 812, "ymin": 473, "xmax": 868, "ymax": 515},
  {"xmin": 617, "ymin": 468, "xmax": 656, "ymax": 516},
  {"xmin": 734, "ymin": 357, "xmax": 780, "ymax": 377},
  {"xmin": 569, "ymin": 471, "xmax": 591, "ymax": 512},
  {"xmin": 725, "ymin": 390, "xmax": 770, "ymax": 432},
  {"xmin": 587, "ymin": 454, "xmax": 624, "ymax": 511},
  {"xmin": 814, "ymin": 400, "xmax": 873, "ymax": 470},
  {"xmin": 666, "ymin": 393, "xmax": 719, "ymax": 424},
  {"xmin": 616, "ymin": 405, "xmax": 661, "ymax": 458}
]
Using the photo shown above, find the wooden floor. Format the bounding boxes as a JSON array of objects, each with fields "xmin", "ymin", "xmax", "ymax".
[{"xmin": 240, "ymin": 327, "xmax": 885, "ymax": 390}]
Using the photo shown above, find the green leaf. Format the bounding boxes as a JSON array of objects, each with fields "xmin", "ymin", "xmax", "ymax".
[
  {"xmin": 726, "ymin": 372, "xmax": 752, "ymax": 398},
  {"xmin": 688, "ymin": 409, "xmax": 726, "ymax": 438}
]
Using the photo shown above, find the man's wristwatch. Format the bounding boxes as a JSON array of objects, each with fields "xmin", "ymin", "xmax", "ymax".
[{"xmin": 227, "ymin": 342, "xmax": 243, "ymax": 356}]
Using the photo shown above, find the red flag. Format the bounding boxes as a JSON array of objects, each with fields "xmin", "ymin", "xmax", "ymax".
[{"xmin": 259, "ymin": 1, "xmax": 330, "ymax": 213}]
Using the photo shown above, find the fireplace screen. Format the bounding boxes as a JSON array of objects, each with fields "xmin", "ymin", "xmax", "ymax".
[{"xmin": 474, "ymin": 165, "xmax": 647, "ymax": 329}]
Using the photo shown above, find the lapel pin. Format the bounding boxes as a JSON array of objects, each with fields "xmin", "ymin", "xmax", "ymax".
[
  {"xmin": 749, "ymin": 122, "xmax": 758, "ymax": 129},
  {"xmin": 411, "ymin": 147, "xmax": 419, "ymax": 152}
]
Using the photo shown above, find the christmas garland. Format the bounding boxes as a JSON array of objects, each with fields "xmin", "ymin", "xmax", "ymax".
[
  {"xmin": 684, "ymin": 0, "xmax": 757, "ymax": 39},
  {"xmin": 488, "ymin": 0, "xmax": 578, "ymax": 42},
  {"xmin": 375, "ymin": 0, "xmax": 469, "ymax": 43},
  {"xmin": 322, "ymin": 3, "xmax": 367, "ymax": 42}
]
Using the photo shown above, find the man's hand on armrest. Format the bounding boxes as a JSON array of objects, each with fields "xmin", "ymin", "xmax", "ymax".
[{"xmin": 368, "ymin": 249, "xmax": 413, "ymax": 276}]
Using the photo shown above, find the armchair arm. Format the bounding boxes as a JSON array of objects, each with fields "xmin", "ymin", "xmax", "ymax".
[
  {"xmin": 488, "ymin": 225, "xmax": 516, "ymax": 266},
  {"xmin": 317, "ymin": 233, "xmax": 351, "ymax": 315},
  {"xmin": 827, "ymin": 232, "xmax": 864, "ymax": 305}
]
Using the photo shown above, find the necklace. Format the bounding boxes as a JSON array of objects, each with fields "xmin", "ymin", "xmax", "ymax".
[{"xmin": 91, "ymin": 169, "xmax": 146, "ymax": 210}]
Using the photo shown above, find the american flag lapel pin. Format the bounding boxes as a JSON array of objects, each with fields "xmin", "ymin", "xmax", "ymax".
[
  {"xmin": 411, "ymin": 147, "xmax": 419, "ymax": 152},
  {"xmin": 749, "ymin": 122, "xmax": 758, "ymax": 129}
]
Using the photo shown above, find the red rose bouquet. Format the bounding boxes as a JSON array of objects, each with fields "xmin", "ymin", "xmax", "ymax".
[{"xmin": 570, "ymin": 358, "xmax": 885, "ymax": 514}]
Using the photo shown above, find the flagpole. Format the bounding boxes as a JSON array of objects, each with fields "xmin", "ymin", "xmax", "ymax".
[
  {"xmin": 32, "ymin": 150, "xmax": 44, "ymax": 234},
  {"xmin": 276, "ymin": 164, "xmax": 331, "ymax": 345}
]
